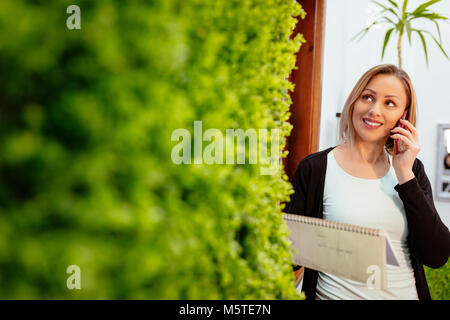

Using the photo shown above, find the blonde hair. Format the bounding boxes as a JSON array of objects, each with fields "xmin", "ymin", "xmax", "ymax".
[{"xmin": 339, "ymin": 64, "xmax": 417, "ymax": 155}]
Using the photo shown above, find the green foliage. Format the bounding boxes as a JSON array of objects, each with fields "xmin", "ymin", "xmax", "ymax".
[
  {"xmin": 0, "ymin": 0, "xmax": 306, "ymax": 299},
  {"xmin": 424, "ymin": 261, "xmax": 449, "ymax": 300},
  {"xmin": 351, "ymin": 0, "xmax": 450, "ymax": 68}
]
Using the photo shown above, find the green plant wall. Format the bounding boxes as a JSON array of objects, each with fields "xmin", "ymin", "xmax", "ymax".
[
  {"xmin": 0, "ymin": 0, "xmax": 306, "ymax": 299},
  {"xmin": 424, "ymin": 262, "xmax": 450, "ymax": 300}
]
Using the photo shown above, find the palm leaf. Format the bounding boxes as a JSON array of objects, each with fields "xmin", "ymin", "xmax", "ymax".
[
  {"xmin": 372, "ymin": 0, "xmax": 401, "ymax": 19},
  {"xmin": 420, "ymin": 29, "xmax": 450, "ymax": 59},
  {"xmin": 432, "ymin": 19, "xmax": 442, "ymax": 43},
  {"xmin": 410, "ymin": 12, "xmax": 448, "ymax": 20},
  {"xmin": 381, "ymin": 27, "xmax": 395, "ymax": 60},
  {"xmin": 387, "ymin": 0, "xmax": 399, "ymax": 10},
  {"xmin": 405, "ymin": 19, "xmax": 412, "ymax": 45},
  {"xmin": 402, "ymin": 0, "xmax": 409, "ymax": 19},
  {"xmin": 415, "ymin": 29, "xmax": 429, "ymax": 67},
  {"xmin": 387, "ymin": 7, "xmax": 401, "ymax": 19},
  {"xmin": 350, "ymin": 20, "xmax": 382, "ymax": 42},
  {"xmin": 412, "ymin": 0, "xmax": 441, "ymax": 15},
  {"xmin": 350, "ymin": 27, "xmax": 370, "ymax": 43},
  {"xmin": 372, "ymin": 0, "xmax": 390, "ymax": 11},
  {"xmin": 382, "ymin": 16, "xmax": 397, "ymax": 25},
  {"xmin": 354, "ymin": 0, "xmax": 449, "ymax": 67}
]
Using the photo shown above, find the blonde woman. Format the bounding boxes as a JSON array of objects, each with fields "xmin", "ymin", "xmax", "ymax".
[{"xmin": 287, "ymin": 64, "xmax": 450, "ymax": 300}]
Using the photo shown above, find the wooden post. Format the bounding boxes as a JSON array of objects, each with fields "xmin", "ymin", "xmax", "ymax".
[{"xmin": 284, "ymin": 0, "xmax": 326, "ymax": 181}]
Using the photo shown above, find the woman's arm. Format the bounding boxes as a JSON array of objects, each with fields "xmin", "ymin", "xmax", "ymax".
[{"xmin": 394, "ymin": 159, "xmax": 450, "ymax": 268}]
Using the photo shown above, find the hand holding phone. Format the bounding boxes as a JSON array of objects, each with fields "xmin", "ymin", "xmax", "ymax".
[{"xmin": 394, "ymin": 109, "xmax": 409, "ymax": 154}]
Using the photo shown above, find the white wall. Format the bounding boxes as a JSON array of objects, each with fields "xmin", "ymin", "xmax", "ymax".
[{"xmin": 319, "ymin": 0, "xmax": 450, "ymax": 227}]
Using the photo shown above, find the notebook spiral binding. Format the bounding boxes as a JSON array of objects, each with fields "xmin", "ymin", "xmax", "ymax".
[{"xmin": 283, "ymin": 213, "xmax": 382, "ymax": 237}]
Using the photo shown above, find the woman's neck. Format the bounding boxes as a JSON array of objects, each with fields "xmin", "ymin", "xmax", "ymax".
[{"xmin": 340, "ymin": 139, "xmax": 387, "ymax": 165}]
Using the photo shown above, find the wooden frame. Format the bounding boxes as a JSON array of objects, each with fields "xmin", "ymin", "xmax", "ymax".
[
  {"xmin": 294, "ymin": 266, "xmax": 305, "ymax": 288},
  {"xmin": 284, "ymin": 0, "xmax": 326, "ymax": 181}
]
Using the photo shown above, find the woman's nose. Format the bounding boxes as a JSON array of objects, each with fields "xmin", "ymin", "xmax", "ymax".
[{"xmin": 368, "ymin": 101, "xmax": 383, "ymax": 115}]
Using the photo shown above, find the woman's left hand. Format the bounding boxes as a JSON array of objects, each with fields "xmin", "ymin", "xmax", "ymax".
[{"xmin": 390, "ymin": 119, "xmax": 420, "ymax": 184}]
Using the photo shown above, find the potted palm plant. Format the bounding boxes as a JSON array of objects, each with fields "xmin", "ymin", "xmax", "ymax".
[{"xmin": 351, "ymin": 0, "xmax": 450, "ymax": 68}]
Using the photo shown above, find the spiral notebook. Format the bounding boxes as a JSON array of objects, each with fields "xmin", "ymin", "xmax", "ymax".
[{"xmin": 283, "ymin": 213, "xmax": 400, "ymax": 290}]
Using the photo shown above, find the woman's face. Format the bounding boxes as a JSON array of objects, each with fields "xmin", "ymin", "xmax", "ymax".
[{"xmin": 352, "ymin": 74, "xmax": 408, "ymax": 145}]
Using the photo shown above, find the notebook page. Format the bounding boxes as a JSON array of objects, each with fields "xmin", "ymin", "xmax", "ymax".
[
  {"xmin": 284, "ymin": 216, "xmax": 388, "ymax": 290},
  {"xmin": 384, "ymin": 232, "xmax": 400, "ymax": 266}
]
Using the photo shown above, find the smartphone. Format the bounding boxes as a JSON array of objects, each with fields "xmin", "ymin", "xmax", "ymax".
[{"xmin": 394, "ymin": 109, "xmax": 409, "ymax": 154}]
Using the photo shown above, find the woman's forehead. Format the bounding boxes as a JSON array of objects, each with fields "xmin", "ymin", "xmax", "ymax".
[
  {"xmin": 364, "ymin": 75, "xmax": 408, "ymax": 100},
  {"xmin": 366, "ymin": 74, "xmax": 405, "ymax": 91}
]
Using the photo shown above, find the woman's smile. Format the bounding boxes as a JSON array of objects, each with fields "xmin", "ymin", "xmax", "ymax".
[{"xmin": 362, "ymin": 118, "xmax": 383, "ymax": 129}]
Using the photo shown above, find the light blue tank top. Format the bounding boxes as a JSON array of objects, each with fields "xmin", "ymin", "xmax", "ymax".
[{"xmin": 315, "ymin": 150, "xmax": 418, "ymax": 300}]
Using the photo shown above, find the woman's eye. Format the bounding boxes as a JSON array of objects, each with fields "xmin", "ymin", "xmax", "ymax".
[
  {"xmin": 386, "ymin": 100, "xmax": 395, "ymax": 107},
  {"xmin": 362, "ymin": 94, "xmax": 373, "ymax": 101}
]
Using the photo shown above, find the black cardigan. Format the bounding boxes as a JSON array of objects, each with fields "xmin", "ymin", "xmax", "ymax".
[{"xmin": 286, "ymin": 146, "xmax": 450, "ymax": 300}]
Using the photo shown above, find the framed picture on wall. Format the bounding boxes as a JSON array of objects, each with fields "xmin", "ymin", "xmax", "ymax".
[{"xmin": 435, "ymin": 124, "xmax": 450, "ymax": 201}]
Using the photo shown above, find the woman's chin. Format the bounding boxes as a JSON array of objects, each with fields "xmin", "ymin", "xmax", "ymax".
[{"xmin": 355, "ymin": 132, "xmax": 386, "ymax": 144}]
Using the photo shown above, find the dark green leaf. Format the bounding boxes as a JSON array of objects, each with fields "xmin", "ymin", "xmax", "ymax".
[
  {"xmin": 421, "ymin": 29, "xmax": 450, "ymax": 59},
  {"xmin": 372, "ymin": 0, "xmax": 390, "ymax": 11},
  {"xmin": 405, "ymin": 20, "xmax": 412, "ymax": 45},
  {"xmin": 415, "ymin": 29, "xmax": 430, "ymax": 67},
  {"xmin": 350, "ymin": 20, "xmax": 381, "ymax": 42},
  {"xmin": 410, "ymin": 12, "xmax": 448, "ymax": 20},
  {"xmin": 382, "ymin": 16, "xmax": 397, "ymax": 25},
  {"xmin": 412, "ymin": 0, "xmax": 441, "ymax": 15},
  {"xmin": 432, "ymin": 19, "xmax": 442, "ymax": 43},
  {"xmin": 387, "ymin": 7, "xmax": 401, "ymax": 19},
  {"xmin": 387, "ymin": 0, "xmax": 400, "ymax": 10},
  {"xmin": 350, "ymin": 27, "xmax": 369, "ymax": 42},
  {"xmin": 381, "ymin": 28, "xmax": 395, "ymax": 60}
]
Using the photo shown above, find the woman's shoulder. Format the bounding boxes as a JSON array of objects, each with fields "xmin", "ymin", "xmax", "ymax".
[
  {"xmin": 295, "ymin": 146, "xmax": 336, "ymax": 171},
  {"xmin": 301, "ymin": 146, "xmax": 336, "ymax": 163}
]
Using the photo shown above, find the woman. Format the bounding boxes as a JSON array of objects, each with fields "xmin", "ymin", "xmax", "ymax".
[{"xmin": 287, "ymin": 64, "xmax": 450, "ymax": 300}]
